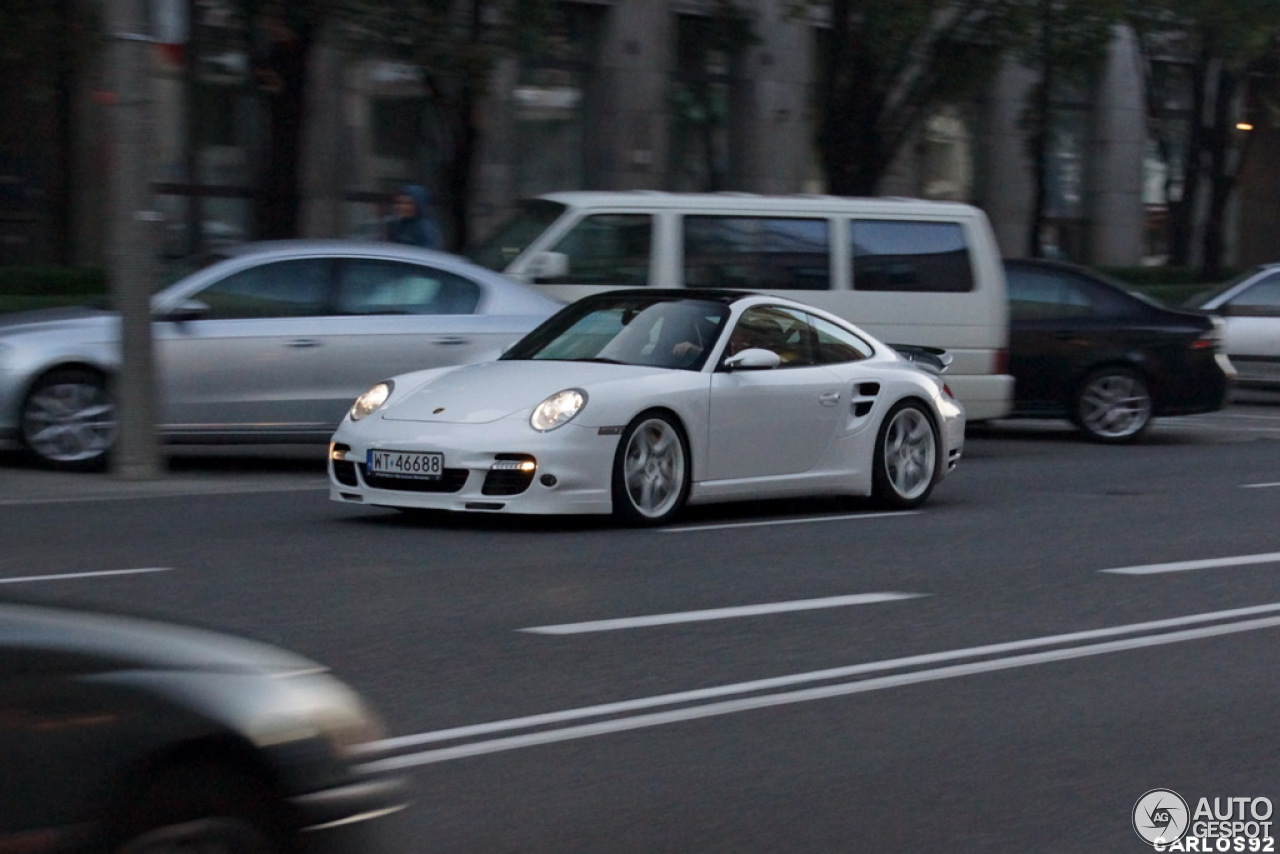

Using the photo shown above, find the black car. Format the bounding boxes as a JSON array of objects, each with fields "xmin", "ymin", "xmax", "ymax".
[
  {"xmin": 1003, "ymin": 258, "xmax": 1234, "ymax": 442},
  {"xmin": 0, "ymin": 601, "xmax": 408, "ymax": 853}
]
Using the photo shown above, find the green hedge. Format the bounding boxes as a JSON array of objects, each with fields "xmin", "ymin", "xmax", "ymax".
[
  {"xmin": 0, "ymin": 265, "xmax": 108, "ymax": 313},
  {"xmin": 0, "ymin": 265, "xmax": 108, "ymax": 296},
  {"xmin": 1100, "ymin": 265, "xmax": 1228, "ymax": 308}
]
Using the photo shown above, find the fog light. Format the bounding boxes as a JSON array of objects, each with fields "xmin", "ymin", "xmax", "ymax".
[{"xmin": 540, "ymin": 474, "xmax": 558, "ymax": 487}]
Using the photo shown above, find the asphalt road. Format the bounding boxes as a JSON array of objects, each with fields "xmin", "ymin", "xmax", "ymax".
[{"xmin": 3, "ymin": 396, "xmax": 1280, "ymax": 853}]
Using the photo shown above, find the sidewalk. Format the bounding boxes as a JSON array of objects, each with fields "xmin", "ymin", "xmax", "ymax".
[{"xmin": 0, "ymin": 446, "xmax": 330, "ymax": 504}]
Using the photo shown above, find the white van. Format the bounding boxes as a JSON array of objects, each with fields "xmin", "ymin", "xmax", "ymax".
[{"xmin": 469, "ymin": 191, "xmax": 1013, "ymax": 420}]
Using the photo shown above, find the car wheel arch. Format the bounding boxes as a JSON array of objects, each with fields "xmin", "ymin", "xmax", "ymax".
[
  {"xmin": 610, "ymin": 407, "xmax": 694, "ymax": 526},
  {"xmin": 99, "ymin": 734, "xmax": 291, "ymax": 847},
  {"xmin": 1071, "ymin": 362, "xmax": 1155, "ymax": 442},
  {"xmin": 870, "ymin": 396, "xmax": 943, "ymax": 509}
]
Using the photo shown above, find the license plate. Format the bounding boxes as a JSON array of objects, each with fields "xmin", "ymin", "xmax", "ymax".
[{"xmin": 366, "ymin": 449, "xmax": 445, "ymax": 479}]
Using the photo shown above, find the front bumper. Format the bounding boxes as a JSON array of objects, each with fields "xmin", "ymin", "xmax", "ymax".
[
  {"xmin": 293, "ymin": 775, "xmax": 410, "ymax": 854},
  {"xmin": 328, "ymin": 417, "xmax": 622, "ymax": 516}
]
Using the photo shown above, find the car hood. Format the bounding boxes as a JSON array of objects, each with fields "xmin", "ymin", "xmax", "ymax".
[
  {"xmin": 0, "ymin": 602, "xmax": 324, "ymax": 677},
  {"xmin": 381, "ymin": 359, "xmax": 674, "ymax": 424},
  {"xmin": 0, "ymin": 305, "xmax": 115, "ymax": 336}
]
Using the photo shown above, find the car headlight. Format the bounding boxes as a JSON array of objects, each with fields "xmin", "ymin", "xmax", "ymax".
[
  {"xmin": 350, "ymin": 381, "xmax": 394, "ymax": 421},
  {"xmin": 530, "ymin": 389, "xmax": 587, "ymax": 432}
]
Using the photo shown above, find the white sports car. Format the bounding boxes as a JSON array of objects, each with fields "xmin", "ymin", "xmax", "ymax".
[{"xmin": 329, "ymin": 290, "xmax": 965, "ymax": 525}]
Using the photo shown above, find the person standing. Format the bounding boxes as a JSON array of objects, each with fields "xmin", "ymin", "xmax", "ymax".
[{"xmin": 386, "ymin": 184, "xmax": 443, "ymax": 249}]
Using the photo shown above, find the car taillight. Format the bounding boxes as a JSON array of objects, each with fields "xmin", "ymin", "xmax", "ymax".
[{"xmin": 1193, "ymin": 318, "xmax": 1225, "ymax": 351}]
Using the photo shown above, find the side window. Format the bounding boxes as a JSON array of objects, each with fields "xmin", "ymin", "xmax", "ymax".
[
  {"xmin": 337, "ymin": 260, "xmax": 480, "ymax": 315},
  {"xmin": 1006, "ymin": 267, "xmax": 1092, "ymax": 321},
  {"xmin": 684, "ymin": 216, "xmax": 830, "ymax": 290},
  {"xmin": 726, "ymin": 305, "xmax": 818, "ymax": 367},
  {"xmin": 549, "ymin": 214, "xmax": 652, "ymax": 286},
  {"xmin": 1229, "ymin": 274, "xmax": 1280, "ymax": 314},
  {"xmin": 808, "ymin": 313, "xmax": 874, "ymax": 364},
  {"xmin": 851, "ymin": 220, "xmax": 974, "ymax": 293},
  {"xmin": 195, "ymin": 259, "xmax": 330, "ymax": 319}
]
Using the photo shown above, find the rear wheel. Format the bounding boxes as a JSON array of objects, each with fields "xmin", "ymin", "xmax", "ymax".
[
  {"xmin": 871, "ymin": 401, "xmax": 940, "ymax": 509},
  {"xmin": 1073, "ymin": 367, "xmax": 1152, "ymax": 443},
  {"xmin": 612, "ymin": 411, "xmax": 690, "ymax": 526},
  {"xmin": 20, "ymin": 367, "xmax": 116, "ymax": 471}
]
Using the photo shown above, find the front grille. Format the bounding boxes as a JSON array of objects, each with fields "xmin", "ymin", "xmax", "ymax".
[
  {"xmin": 360, "ymin": 466, "xmax": 469, "ymax": 493},
  {"xmin": 332, "ymin": 459, "xmax": 359, "ymax": 487}
]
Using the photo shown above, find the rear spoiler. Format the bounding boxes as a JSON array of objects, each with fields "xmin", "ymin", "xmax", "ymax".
[{"xmin": 889, "ymin": 344, "xmax": 952, "ymax": 374}]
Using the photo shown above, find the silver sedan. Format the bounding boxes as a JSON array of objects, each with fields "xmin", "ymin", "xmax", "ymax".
[
  {"xmin": 0, "ymin": 240, "xmax": 562, "ymax": 470},
  {"xmin": 1192, "ymin": 263, "xmax": 1280, "ymax": 390}
]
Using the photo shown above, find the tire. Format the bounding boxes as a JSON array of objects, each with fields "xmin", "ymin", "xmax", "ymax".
[
  {"xmin": 19, "ymin": 367, "xmax": 116, "ymax": 471},
  {"xmin": 612, "ymin": 411, "xmax": 690, "ymax": 526},
  {"xmin": 109, "ymin": 760, "xmax": 285, "ymax": 854},
  {"xmin": 1072, "ymin": 367, "xmax": 1152, "ymax": 443},
  {"xmin": 871, "ymin": 401, "xmax": 940, "ymax": 510}
]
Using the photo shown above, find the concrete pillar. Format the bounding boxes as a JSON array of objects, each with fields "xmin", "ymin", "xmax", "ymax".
[
  {"xmin": 1085, "ymin": 27, "xmax": 1146, "ymax": 267},
  {"xmin": 735, "ymin": 0, "xmax": 814, "ymax": 193},
  {"xmin": 595, "ymin": 3, "xmax": 672, "ymax": 189}
]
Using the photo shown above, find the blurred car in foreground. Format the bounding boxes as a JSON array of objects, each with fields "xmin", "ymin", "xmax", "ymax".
[
  {"xmin": 1189, "ymin": 263, "xmax": 1280, "ymax": 390},
  {"xmin": 0, "ymin": 240, "xmax": 562, "ymax": 471},
  {"xmin": 330, "ymin": 289, "xmax": 965, "ymax": 525},
  {"xmin": 0, "ymin": 600, "xmax": 406, "ymax": 853},
  {"xmin": 1003, "ymin": 258, "xmax": 1233, "ymax": 442}
]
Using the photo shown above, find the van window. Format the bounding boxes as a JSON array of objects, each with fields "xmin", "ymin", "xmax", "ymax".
[
  {"xmin": 851, "ymin": 220, "xmax": 973, "ymax": 293},
  {"xmin": 684, "ymin": 216, "xmax": 830, "ymax": 290},
  {"xmin": 549, "ymin": 213, "xmax": 652, "ymax": 286}
]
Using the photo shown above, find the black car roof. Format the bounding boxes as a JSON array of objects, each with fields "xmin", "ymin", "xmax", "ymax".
[{"xmin": 576, "ymin": 288, "xmax": 759, "ymax": 305}]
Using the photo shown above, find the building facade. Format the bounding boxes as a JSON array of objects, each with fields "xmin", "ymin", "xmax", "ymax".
[{"xmin": 3, "ymin": 0, "xmax": 1274, "ymax": 273}]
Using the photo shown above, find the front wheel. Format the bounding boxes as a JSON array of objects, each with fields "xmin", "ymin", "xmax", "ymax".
[
  {"xmin": 612, "ymin": 411, "xmax": 690, "ymax": 526},
  {"xmin": 20, "ymin": 367, "xmax": 116, "ymax": 471},
  {"xmin": 109, "ymin": 761, "xmax": 285, "ymax": 854},
  {"xmin": 871, "ymin": 401, "xmax": 940, "ymax": 510},
  {"xmin": 1073, "ymin": 367, "xmax": 1152, "ymax": 443}
]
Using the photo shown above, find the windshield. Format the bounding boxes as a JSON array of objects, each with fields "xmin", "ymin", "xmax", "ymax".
[
  {"xmin": 1184, "ymin": 267, "xmax": 1263, "ymax": 308},
  {"xmin": 502, "ymin": 295, "xmax": 731, "ymax": 371},
  {"xmin": 467, "ymin": 199, "xmax": 567, "ymax": 271}
]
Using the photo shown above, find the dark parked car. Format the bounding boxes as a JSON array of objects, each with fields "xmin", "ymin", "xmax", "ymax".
[
  {"xmin": 1003, "ymin": 258, "xmax": 1234, "ymax": 442},
  {"xmin": 0, "ymin": 601, "xmax": 407, "ymax": 853}
]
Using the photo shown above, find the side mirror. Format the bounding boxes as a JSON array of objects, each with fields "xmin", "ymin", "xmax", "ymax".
[
  {"xmin": 724, "ymin": 347, "xmax": 781, "ymax": 371},
  {"xmin": 157, "ymin": 299, "xmax": 210, "ymax": 323},
  {"xmin": 528, "ymin": 251, "xmax": 569, "ymax": 283}
]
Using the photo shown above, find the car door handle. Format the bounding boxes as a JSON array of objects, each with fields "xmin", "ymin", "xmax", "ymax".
[
  {"xmin": 287, "ymin": 338, "xmax": 321, "ymax": 348},
  {"xmin": 819, "ymin": 390, "xmax": 841, "ymax": 406},
  {"xmin": 433, "ymin": 336, "xmax": 470, "ymax": 345}
]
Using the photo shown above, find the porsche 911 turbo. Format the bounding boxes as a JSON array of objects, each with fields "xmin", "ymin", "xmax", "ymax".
[{"xmin": 329, "ymin": 290, "xmax": 965, "ymax": 525}]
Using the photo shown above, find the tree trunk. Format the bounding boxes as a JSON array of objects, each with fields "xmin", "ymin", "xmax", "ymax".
[
  {"xmin": 253, "ymin": 11, "xmax": 316, "ymax": 240},
  {"xmin": 1200, "ymin": 68, "xmax": 1239, "ymax": 280},
  {"xmin": 436, "ymin": 87, "xmax": 478, "ymax": 253},
  {"xmin": 1167, "ymin": 50, "xmax": 1211, "ymax": 268}
]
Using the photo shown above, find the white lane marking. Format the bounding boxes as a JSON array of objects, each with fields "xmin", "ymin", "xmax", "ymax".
[
  {"xmin": 360, "ymin": 612, "xmax": 1280, "ymax": 773},
  {"xmin": 665, "ymin": 510, "xmax": 918, "ymax": 533},
  {"xmin": 0, "ymin": 567, "xmax": 172, "ymax": 584},
  {"xmin": 362, "ymin": 601, "xmax": 1280, "ymax": 757},
  {"xmin": 1243, "ymin": 482, "xmax": 1280, "ymax": 489},
  {"xmin": 1101, "ymin": 551, "xmax": 1280, "ymax": 575},
  {"xmin": 521, "ymin": 593, "xmax": 925, "ymax": 635}
]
